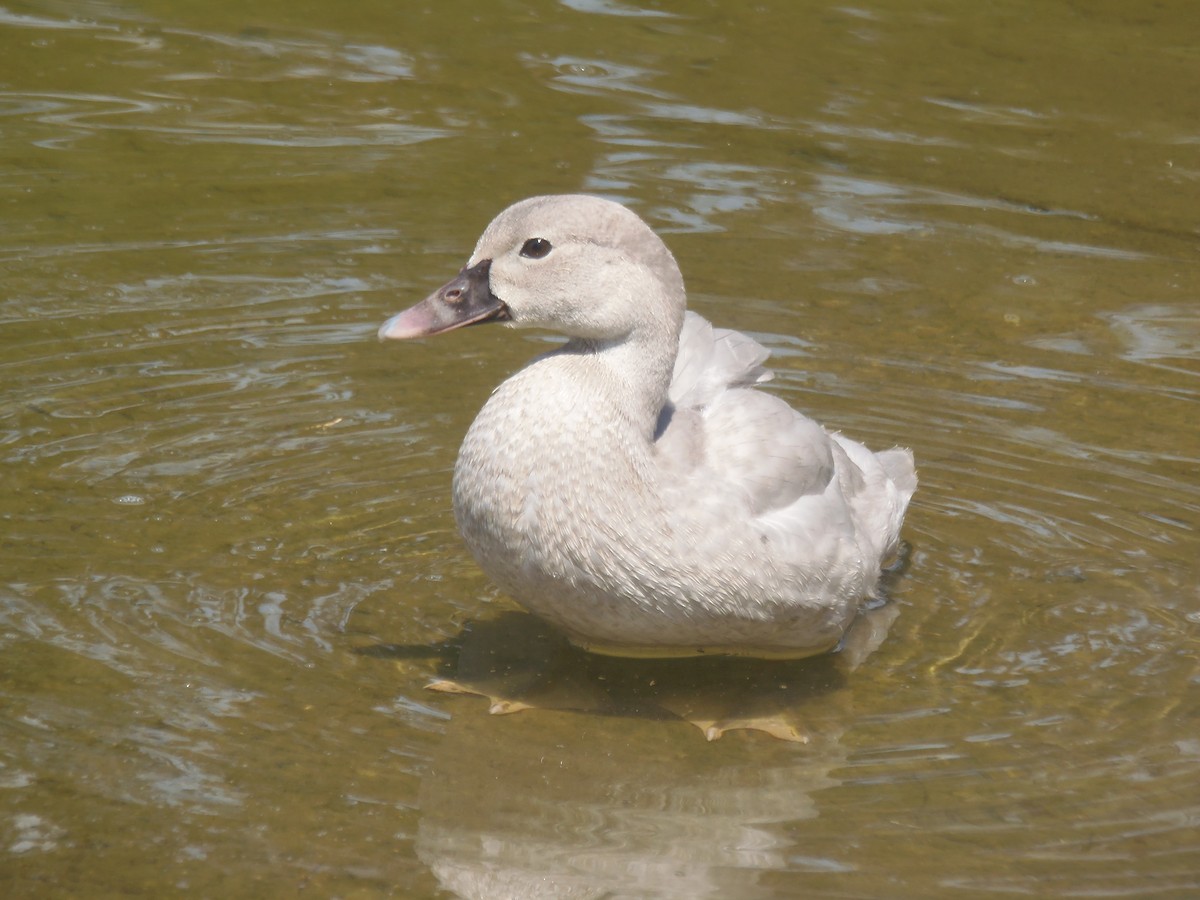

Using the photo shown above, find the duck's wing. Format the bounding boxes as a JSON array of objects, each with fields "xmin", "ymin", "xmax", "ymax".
[
  {"xmin": 656, "ymin": 313, "xmax": 832, "ymax": 510},
  {"xmin": 668, "ymin": 311, "xmax": 772, "ymax": 408},
  {"xmin": 657, "ymin": 312, "xmax": 916, "ymax": 564}
]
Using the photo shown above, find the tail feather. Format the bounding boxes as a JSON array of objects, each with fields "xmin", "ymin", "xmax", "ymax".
[{"xmin": 877, "ymin": 447, "xmax": 918, "ymax": 499}]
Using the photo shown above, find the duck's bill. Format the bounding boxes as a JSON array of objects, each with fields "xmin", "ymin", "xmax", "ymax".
[{"xmin": 378, "ymin": 259, "xmax": 510, "ymax": 340}]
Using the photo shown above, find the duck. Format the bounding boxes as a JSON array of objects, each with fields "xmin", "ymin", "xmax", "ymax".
[{"xmin": 379, "ymin": 194, "xmax": 916, "ymax": 659}]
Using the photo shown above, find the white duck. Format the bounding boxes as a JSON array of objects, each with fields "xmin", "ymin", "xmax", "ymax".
[{"xmin": 380, "ymin": 195, "xmax": 916, "ymax": 659}]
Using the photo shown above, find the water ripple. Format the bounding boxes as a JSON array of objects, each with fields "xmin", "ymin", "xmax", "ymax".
[{"xmin": 2, "ymin": 89, "xmax": 446, "ymax": 149}]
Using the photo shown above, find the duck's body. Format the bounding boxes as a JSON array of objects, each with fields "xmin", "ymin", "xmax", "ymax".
[{"xmin": 381, "ymin": 195, "xmax": 915, "ymax": 658}]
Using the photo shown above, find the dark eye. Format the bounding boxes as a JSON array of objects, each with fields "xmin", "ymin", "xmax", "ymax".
[{"xmin": 519, "ymin": 237, "xmax": 552, "ymax": 259}]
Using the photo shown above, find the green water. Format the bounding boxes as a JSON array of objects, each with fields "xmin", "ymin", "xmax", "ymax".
[{"xmin": 2, "ymin": 1, "xmax": 1197, "ymax": 896}]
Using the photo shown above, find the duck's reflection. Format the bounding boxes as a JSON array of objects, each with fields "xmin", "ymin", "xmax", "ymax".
[
  {"xmin": 363, "ymin": 603, "xmax": 897, "ymax": 898},
  {"xmin": 424, "ymin": 611, "xmax": 857, "ymax": 740},
  {"xmin": 419, "ymin": 709, "xmax": 842, "ymax": 899}
]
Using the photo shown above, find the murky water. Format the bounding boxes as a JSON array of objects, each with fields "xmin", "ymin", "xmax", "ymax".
[{"xmin": 3, "ymin": 0, "xmax": 1198, "ymax": 896}]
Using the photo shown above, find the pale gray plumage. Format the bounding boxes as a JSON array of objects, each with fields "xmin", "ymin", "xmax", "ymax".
[{"xmin": 380, "ymin": 194, "xmax": 916, "ymax": 658}]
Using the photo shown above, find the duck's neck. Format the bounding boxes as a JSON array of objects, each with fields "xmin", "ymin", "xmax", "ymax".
[{"xmin": 560, "ymin": 322, "xmax": 679, "ymax": 441}]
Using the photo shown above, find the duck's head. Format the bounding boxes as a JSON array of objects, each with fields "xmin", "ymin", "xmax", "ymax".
[{"xmin": 379, "ymin": 195, "xmax": 686, "ymax": 344}]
